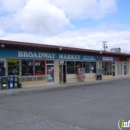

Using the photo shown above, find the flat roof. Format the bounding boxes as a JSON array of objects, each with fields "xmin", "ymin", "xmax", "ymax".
[{"xmin": 0, "ymin": 39, "xmax": 130, "ymax": 57}]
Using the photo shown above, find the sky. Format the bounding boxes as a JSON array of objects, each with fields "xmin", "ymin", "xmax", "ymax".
[{"xmin": 0, "ymin": 0, "xmax": 130, "ymax": 52}]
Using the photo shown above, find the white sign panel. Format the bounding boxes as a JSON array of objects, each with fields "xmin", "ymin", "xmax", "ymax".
[{"xmin": 102, "ymin": 57, "xmax": 114, "ymax": 61}]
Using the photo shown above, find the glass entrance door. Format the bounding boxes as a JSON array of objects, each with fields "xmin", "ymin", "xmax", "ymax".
[
  {"xmin": 124, "ymin": 63, "xmax": 127, "ymax": 75},
  {"xmin": 47, "ymin": 65, "xmax": 54, "ymax": 84},
  {"xmin": 59, "ymin": 64, "xmax": 66, "ymax": 84},
  {"xmin": 112, "ymin": 63, "xmax": 115, "ymax": 76},
  {"xmin": 59, "ymin": 65, "xmax": 63, "ymax": 84}
]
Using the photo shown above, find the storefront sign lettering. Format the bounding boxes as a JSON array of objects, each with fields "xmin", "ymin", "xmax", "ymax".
[
  {"xmin": 102, "ymin": 57, "xmax": 114, "ymax": 61},
  {"xmin": 59, "ymin": 54, "xmax": 80, "ymax": 60},
  {"xmin": 83, "ymin": 56, "xmax": 97, "ymax": 61},
  {"xmin": 18, "ymin": 51, "xmax": 56, "ymax": 59},
  {"xmin": 0, "ymin": 49, "xmax": 97, "ymax": 61}
]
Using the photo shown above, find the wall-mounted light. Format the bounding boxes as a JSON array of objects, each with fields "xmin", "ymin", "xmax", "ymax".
[
  {"xmin": 59, "ymin": 45, "xmax": 62, "ymax": 51},
  {"xmin": 1, "ymin": 44, "xmax": 5, "ymax": 48}
]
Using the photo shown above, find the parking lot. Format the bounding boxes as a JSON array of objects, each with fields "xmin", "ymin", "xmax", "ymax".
[{"xmin": 0, "ymin": 78, "xmax": 130, "ymax": 130}]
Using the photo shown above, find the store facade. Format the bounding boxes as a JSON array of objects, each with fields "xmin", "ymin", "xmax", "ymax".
[
  {"xmin": 0, "ymin": 48, "xmax": 98, "ymax": 87},
  {"xmin": 98, "ymin": 56, "xmax": 130, "ymax": 78},
  {"xmin": 0, "ymin": 39, "xmax": 130, "ymax": 88},
  {"xmin": 98, "ymin": 56, "xmax": 116, "ymax": 76}
]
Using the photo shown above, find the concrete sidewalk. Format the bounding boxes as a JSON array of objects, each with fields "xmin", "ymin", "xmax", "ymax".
[{"xmin": 0, "ymin": 76, "xmax": 130, "ymax": 96}]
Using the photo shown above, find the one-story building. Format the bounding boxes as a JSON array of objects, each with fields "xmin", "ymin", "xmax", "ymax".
[{"xmin": 0, "ymin": 39, "xmax": 130, "ymax": 88}]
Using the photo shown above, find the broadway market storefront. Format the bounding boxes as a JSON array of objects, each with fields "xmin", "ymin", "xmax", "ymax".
[{"xmin": 0, "ymin": 48, "xmax": 98, "ymax": 88}]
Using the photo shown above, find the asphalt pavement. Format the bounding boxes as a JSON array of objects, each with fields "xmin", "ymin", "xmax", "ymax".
[{"xmin": 0, "ymin": 77, "xmax": 130, "ymax": 130}]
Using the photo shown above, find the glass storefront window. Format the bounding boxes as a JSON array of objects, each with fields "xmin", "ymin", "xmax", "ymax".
[
  {"xmin": 102, "ymin": 62, "xmax": 113, "ymax": 75},
  {"xmin": 126, "ymin": 63, "xmax": 129, "ymax": 75},
  {"xmin": 0, "ymin": 59, "xmax": 5, "ymax": 76},
  {"xmin": 67, "ymin": 61, "xmax": 75, "ymax": 74},
  {"xmin": 124, "ymin": 62, "xmax": 129, "ymax": 75},
  {"xmin": 75, "ymin": 61, "xmax": 82, "ymax": 73},
  {"xmin": 83, "ymin": 62, "xmax": 90, "ymax": 73},
  {"xmin": 90, "ymin": 62, "xmax": 96, "ymax": 73},
  {"xmin": 7, "ymin": 59, "xmax": 20, "ymax": 76},
  {"xmin": 118, "ymin": 62, "xmax": 122, "ymax": 75},
  {"xmin": 21, "ymin": 60, "xmax": 33, "ymax": 76},
  {"xmin": 35, "ymin": 60, "xmax": 45, "ymax": 75}
]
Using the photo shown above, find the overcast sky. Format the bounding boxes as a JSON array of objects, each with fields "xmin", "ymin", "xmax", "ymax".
[{"xmin": 0, "ymin": 0, "xmax": 130, "ymax": 52}]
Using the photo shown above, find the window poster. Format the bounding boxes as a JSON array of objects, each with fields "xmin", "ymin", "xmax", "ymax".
[
  {"xmin": 35, "ymin": 60, "xmax": 45, "ymax": 75},
  {"xmin": 0, "ymin": 59, "xmax": 5, "ymax": 76},
  {"xmin": 47, "ymin": 65, "xmax": 54, "ymax": 82},
  {"xmin": 7, "ymin": 59, "xmax": 20, "ymax": 76},
  {"xmin": 67, "ymin": 61, "xmax": 75, "ymax": 74},
  {"xmin": 90, "ymin": 62, "xmax": 96, "ymax": 73},
  {"xmin": 21, "ymin": 59, "xmax": 33, "ymax": 76}
]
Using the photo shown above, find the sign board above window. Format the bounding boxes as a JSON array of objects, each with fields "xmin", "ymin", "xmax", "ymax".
[{"xmin": 0, "ymin": 48, "xmax": 98, "ymax": 61}]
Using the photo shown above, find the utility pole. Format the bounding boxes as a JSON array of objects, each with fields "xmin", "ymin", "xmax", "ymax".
[{"xmin": 102, "ymin": 41, "xmax": 108, "ymax": 51}]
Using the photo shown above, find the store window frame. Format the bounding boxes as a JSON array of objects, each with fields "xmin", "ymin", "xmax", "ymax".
[
  {"xmin": 67, "ymin": 61, "xmax": 75, "ymax": 74},
  {"xmin": 0, "ymin": 59, "xmax": 6, "ymax": 76},
  {"xmin": 75, "ymin": 61, "xmax": 83, "ymax": 73},
  {"xmin": 90, "ymin": 62, "xmax": 96, "ymax": 73},
  {"xmin": 100, "ymin": 62, "xmax": 114, "ymax": 76},
  {"xmin": 21, "ymin": 59, "xmax": 34, "ymax": 76},
  {"xmin": 66, "ymin": 61, "xmax": 96, "ymax": 74},
  {"xmin": 7, "ymin": 59, "xmax": 20, "ymax": 76},
  {"xmin": 34, "ymin": 60, "xmax": 46, "ymax": 76},
  {"xmin": 46, "ymin": 60, "xmax": 55, "ymax": 83},
  {"xmin": 117, "ymin": 62, "xmax": 122, "ymax": 75}
]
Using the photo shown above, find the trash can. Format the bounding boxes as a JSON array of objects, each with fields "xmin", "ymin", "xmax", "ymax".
[
  {"xmin": 100, "ymin": 75, "xmax": 102, "ymax": 80},
  {"xmin": 8, "ymin": 75, "xmax": 14, "ymax": 89},
  {"xmin": 18, "ymin": 81, "xmax": 22, "ymax": 88},
  {"xmin": 1, "ymin": 76, "xmax": 8, "ymax": 90},
  {"xmin": 13, "ymin": 76, "xmax": 18, "ymax": 89},
  {"xmin": 96, "ymin": 75, "xmax": 99, "ymax": 80}
]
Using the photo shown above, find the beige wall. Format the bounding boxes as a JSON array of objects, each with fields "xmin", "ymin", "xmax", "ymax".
[
  {"xmin": 66, "ymin": 73, "xmax": 96, "ymax": 84},
  {"xmin": 19, "ymin": 60, "xmax": 130, "ymax": 88},
  {"xmin": 54, "ymin": 60, "xmax": 59, "ymax": 85},
  {"xmin": 115, "ymin": 62, "xmax": 117, "ymax": 76},
  {"xmin": 122, "ymin": 62, "xmax": 124, "ymax": 76},
  {"xmin": 96, "ymin": 61, "xmax": 100, "ymax": 68}
]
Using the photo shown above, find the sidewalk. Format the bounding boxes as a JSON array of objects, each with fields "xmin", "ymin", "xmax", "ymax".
[{"xmin": 0, "ymin": 76, "xmax": 130, "ymax": 96}]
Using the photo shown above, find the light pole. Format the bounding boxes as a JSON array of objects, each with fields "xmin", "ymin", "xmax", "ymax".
[{"xmin": 102, "ymin": 41, "xmax": 108, "ymax": 51}]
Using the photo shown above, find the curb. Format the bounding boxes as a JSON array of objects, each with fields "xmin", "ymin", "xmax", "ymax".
[{"xmin": 0, "ymin": 76, "xmax": 129, "ymax": 96}]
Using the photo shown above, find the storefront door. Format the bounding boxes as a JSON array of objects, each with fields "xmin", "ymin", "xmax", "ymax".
[
  {"xmin": 59, "ymin": 65, "xmax": 66, "ymax": 84},
  {"xmin": 124, "ymin": 63, "xmax": 127, "ymax": 75},
  {"xmin": 46, "ymin": 64, "xmax": 54, "ymax": 84},
  {"xmin": 112, "ymin": 63, "xmax": 115, "ymax": 76}
]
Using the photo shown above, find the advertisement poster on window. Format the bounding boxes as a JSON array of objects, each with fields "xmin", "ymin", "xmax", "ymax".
[
  {"xmin": 35, "ymin": 60, "xmax": 45, "ymax": 75},
  {"xmin": 21, "ymin": 59, "xmax": 33, "ymax": 76},
  {"xmin": 90, "ymin": 62, "xmax": 96, "ymax": 73},
  {"xmin": 0, "ymin": 59, "xmax": 5, "ymax": 76},
  {"xmin": 47, "ymin": 65, "xmax": 54, "ymax": 82},
  {"xmin": 7, "ymin": 59, "xmax": 20, "ymax": 76}
]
